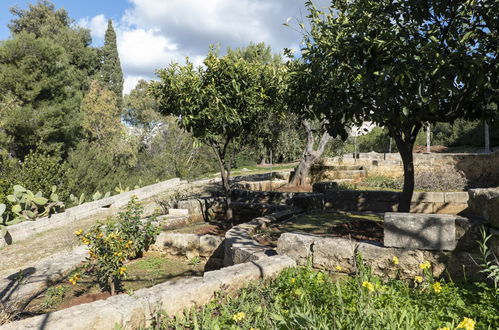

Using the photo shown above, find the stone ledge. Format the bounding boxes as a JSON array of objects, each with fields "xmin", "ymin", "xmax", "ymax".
[
  {"xmin": 0, "ymin": 246, "xmax": 88, "ymax": 311},
  {"xmin": 0, "ymin": 178, "xmax": 184, "ymax": 249},
  {"xmin": 0, "ymin": 256, "xmax": 296, "ymax": 330}
]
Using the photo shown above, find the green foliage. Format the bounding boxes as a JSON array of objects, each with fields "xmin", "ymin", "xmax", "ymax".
[
  {"xmin": 117, "ymin": 196, "xmax": 160, "ymax": 259},
  {"xmin": 15, "ymin": 150, "xmax": 68, "ymax": 201},
  {"xmin": 151, "ymin": 45, "xmax": 283, "ymax": 209},
  {"xmin": 364, "ymin": 175, "xmax": 401, "ymax": 190},
  {"xmin": 0, "ymin": 32, "xmax": 83, "ymax": 158},
  {"xmin": 295, "ymin": 0, "xmax": 499, "ymax": 210},
  {"xmin": 477, "ymin": 227, "xmax": 499, "ymax": 291},
  {"xmin": 123, "ymin": 79, "xmax": 161, "ymax": 130},
  {"xmin": 99, "ymin": 20, "xmax": 123, "ymax": 106},
  {"xmin": 158, "ymin": 266, "xmax": 499, "ymax": 329},
  {"xmin": 76, "ymin": 197, "xmax": 159, "ymax": 294},
  {"xmin": 6, "ymin": 184, "xmax": 64, "ymax": 223}
]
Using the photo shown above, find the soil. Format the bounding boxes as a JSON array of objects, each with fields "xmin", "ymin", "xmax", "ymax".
[
  {"xmin": 253, "ymin": 211, "xmax": 384, "ymax": 247},
  {"xmin": 23, "ymin": 251, "xmax": 206, "ymax": 316},
  {"xmin": 413, "ymin": 145, "xmax": 449, "ymax": 153},
  {"xmin": 61, "ymin": 292, "xmax": 111, "ymax": 309},
  {"xmin": 276, "ymin": 184, "xmax": 312, "ymax": 192}
]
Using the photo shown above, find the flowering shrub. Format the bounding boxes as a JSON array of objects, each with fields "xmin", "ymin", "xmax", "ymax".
[{"xmin": 74, "ymin": 196, "xmax": 160, "ymax": 295}]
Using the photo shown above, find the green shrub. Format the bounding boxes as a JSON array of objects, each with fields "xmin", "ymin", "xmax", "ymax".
[
  {"xmin": 157, "ymin": 265, "xmax": 498, "ymax": 329},
  {"xmin": 75, "ymin": 197, "xmax": 160, "ymax": 294},
  {"xmin": 364, "ymin": 175, "xmax": 402, "ymax": 190}
]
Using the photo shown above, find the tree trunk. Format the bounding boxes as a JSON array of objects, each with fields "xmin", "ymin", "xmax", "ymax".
[
  {"xmin": 485, "ymin": 122, "xmax": 491, "ymax": 152},
  {"xmin": 394, "ymin": 132, "xmax": 418, "ymax": 213},
  {"xmin": 426, "ymin": 123, "xmax": 431, "ymax": 153},
  {"xmin": 289, "ymin": 120, "xmax": 331, "ymax": 186},
  {"xmin": 212, "ymin": 144, "xmax": 233, "ymax": 222},
  {"xmin": 109, "ymin": 277, "xmax": 116, "ymax": 296}
]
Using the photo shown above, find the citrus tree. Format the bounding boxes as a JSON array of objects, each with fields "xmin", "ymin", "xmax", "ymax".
[
  {"xmin": 297, "ymin": 0, "xmax": 498, "ymax": 211},
  {"xmin": 151, "ymin": 48, "xmax": 283, "ymax": 220}
]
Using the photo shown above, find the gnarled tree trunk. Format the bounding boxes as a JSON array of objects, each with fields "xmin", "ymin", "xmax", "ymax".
[{"xmin": 289, "ymin": 120, "xmax": 331, "ymax": 186}]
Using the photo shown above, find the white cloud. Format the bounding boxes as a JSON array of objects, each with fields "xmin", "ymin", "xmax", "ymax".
[
  {"xmin": 79, "ymin": 0, "xmax": 331, "ymax": 94},
  {"xmin": 78, "ymin": 14, "xmax": 107, "ymax": 41}
]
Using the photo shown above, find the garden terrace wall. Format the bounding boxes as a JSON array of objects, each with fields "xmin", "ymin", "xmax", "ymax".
[
  {"xmin": 324, "ymin": 190, "xmax": 469, "ymax": 214},
  {"xmin": 0, "ymin": 178, "xmax": 185, "ymax": 248},
  {"xmin": 317, "ymin": 151, "xmax": 499, "ymax": 187},
  {"xmin": 467, "ymin": 187, "xmax": 499, "ymax": 256},
  {"xmin": 0, "ymin": 256, "xmax": 296, "ymax": 330},
  {"xmin": 232, "ymin": 188, "xmax": 468, "ymax": 215}
]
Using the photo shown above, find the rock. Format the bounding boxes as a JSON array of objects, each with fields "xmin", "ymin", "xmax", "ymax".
[
  {"xmin": 384, "ymin": 212, "xmax": 457, "ymax": 251},
  {"xmin": 199, "ymin": 235, "xmax": 224, "ymax": 257},
  {"xmin": 312, "ymin": 237, "xmax": 356, "ymax": 272},
  {"xmin": 468, "ymin": 188, "xmax": 499, "ymax": 228},
  {"xmin": 357, "ymin": 242, "xmax": 425, "ymax": 279},
  {"xmin": 276, "ymin": 232, "xmax": 316, "ymax": 266},
  {"xmin": 291, "ymin": 193, "xmax": 325, "ymax": 210}
]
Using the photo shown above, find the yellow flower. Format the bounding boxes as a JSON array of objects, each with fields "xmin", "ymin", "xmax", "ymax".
[
  {"xmin": 125, "ymin": 240, "xmax": 133, "ymax": 248},
  {"xmin": 414, "ymin": 276, "xmax": 423, "ymax": 283},
  {"xmin": 335, "ymin": 265, "xmax": 343, "ymax": 271},
  {"xmin": 74, "ymin": 229, "xmax": 83, "ymax": 236},
  {"xmin": 432, "ymin": 282, "xmax": 442, "ymax": 293},
  {"xmin": 392, "ymin": 256, "xmax": 399, "ymax": 265},
  {"xmin": 82, "ymin": 238, "xmax": 90, "ymax": 245},
  {"xmin": 119, "ymin": 266, "xmax": 127, "ymax": 275},
  {"xmin": 456, "ymin": 317, "xmax": 475, "ymax": 330},
  {"xmin": 419, "ymin": 261, "xmax": 431, "ymax": 270},
  {"xmin": 362, "ymin": 281, "xmax": 375, "ymax": 292},
  {"xmin": 232, "ymin": 312, "xmax": 246, "ymax": 322},
  {"xmin": 98, "ymin": 233, "xmax": 104, "ymax": 238},
  {"xmin": 68, "ymin": 273, "xmax": 80, "ymax": 285},
  {"xmin": 114, "ymin": 251, "xmax": 122, "ymax": 257},
  {"xmin": 290, "ymin": 277, "xmax": 296, "ymax": 284},
  {"xmin": 437, "ymin": 327, "xmax": 450, "ymax": 330}
]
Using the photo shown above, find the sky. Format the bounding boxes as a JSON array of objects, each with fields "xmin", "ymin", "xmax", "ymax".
[{"xmin": 0, "ymin": 0, "xmax": 329, "ymax": 94}]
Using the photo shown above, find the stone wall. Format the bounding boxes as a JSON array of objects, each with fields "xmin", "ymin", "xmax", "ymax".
[
  {"xmin": 0, "ymin": 178, "xmax": 184, "ymax": 248},
  {"xmin": 319, "ymin": 151, "xmax": 499, "ymax": 187},
  {"xmin": 0, "ymin": 256, "xmax": 296, "ymax": 330},
  {"xmin": 324, "ymin": 190, "xmax": 469, "ymax": 214}
]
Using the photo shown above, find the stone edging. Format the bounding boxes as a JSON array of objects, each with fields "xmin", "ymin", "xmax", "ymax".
[
  {"xmin": 0, "ymin": 255, "xmax": 296, "ymax": 330},
  {"xmin": 223, "ymin": 209, "xmax": 297, "ymax": 266},
  {"xmin": 0, "ymin": 178, "xmax": 184, "ymax": 248}
]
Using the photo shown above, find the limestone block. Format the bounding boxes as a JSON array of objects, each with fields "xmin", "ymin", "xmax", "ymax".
[
  {"xmin": 291, "ymin": 193, "xmax": 325, "ymax": 210},
  {"xmin": 199, "ymin": 235, "xmax": 224, "ymax": 257},
  {"xmin": 168, "ymin": 208, "xmax": 189, "ymax": 216},
  {"xmin": 444, "ymin": 192, "xmax": 469, "ymax": 204},
  {"xmin": 153, "ymin": 233, "xmax": 200, "ymax": 256},
  {"xmin": 312, "ymin": 181, "xmax": 339, "ymax": 193},
  {"xmin": 384, "ymin": 212, "xmax": 457, "ymax": 251},
  {"xmin": 433, "ymin": 203, "xmax": 468, "ymax": 215},
  {"xmin": 468, "ymin": 188, "xmax": 499, "ymax": 228},
  {"xmin": 357, "ymin": 242, "xmax": 425, "ymax": 279},
  {"xmin": 276, "ymin": 232, "xmax": 316, "ymax": 265},
  {"xmin": 312, "ymin": 237, "xmax": 357, "ymax": 272},
  {"xmin": 410, "ymin": 202, "xmax": 434, "ymax": 213},
  {"xmin": 411, "ymin": 192, "xmax": 445, "ymax": 203}
]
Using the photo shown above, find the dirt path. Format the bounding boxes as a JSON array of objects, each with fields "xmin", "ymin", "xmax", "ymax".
[{"xmin": 0, "ymin": 181, "xmax": 221, "ymax": 279}]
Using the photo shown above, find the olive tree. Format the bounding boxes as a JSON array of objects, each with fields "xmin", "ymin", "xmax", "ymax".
[
  {"xmin": 150, "ymin": 49, "xmax": 282, "ymax": 220},
  {"xmin": 298, "ymin": 0, "xmax": 498, "ymax": 211}
]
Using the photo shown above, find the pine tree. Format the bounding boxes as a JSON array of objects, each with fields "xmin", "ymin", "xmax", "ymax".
[{"xmin": 100, "ymin": 20, "xmax": 123, "ymax": 107}]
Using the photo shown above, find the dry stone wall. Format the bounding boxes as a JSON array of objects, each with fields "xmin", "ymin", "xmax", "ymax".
[{"xmin": 319, "ymin": 151, "xmax": 499, "ymax": 187}]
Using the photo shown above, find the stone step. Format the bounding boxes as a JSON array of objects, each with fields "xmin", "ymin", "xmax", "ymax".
[{"xmin": 168, "ymin": 208, "xmax": 190, "ymax": 216}]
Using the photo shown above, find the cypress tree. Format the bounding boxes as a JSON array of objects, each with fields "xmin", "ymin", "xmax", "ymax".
[{"xmin": 100, "ymin": 20, "xmax": 123, "ymax": 106}]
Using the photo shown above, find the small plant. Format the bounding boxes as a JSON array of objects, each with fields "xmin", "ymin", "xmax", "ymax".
[
  {"xmin": 75, "ymin": 197, "xmax": 160, "ymax": 295},
  {"xmin": 69, "ymin": 193, "xmax": 85, "ymax": 206},
  {"xmin": 363, "ymin": 175, "xmax": 401, "ymax": 190},
  {"xmin": 115, "ymin": 182, "xmax": 130, "ymax": 194},
  {"xmin": 476, "ymin": 227, "xmax": 499, "ymax": 291},
  {"xmin": 6, "ymin": 185, "xmax": 64, "ymax": 223},
  {"xmin": 118, "ymin": 196, "xmax": 160, "ymax": 258},
  {"xmin": 92, "ymin": 191, "xmax": 111, "ymax": 201},
  {"xmin": 188, "ymin": 256, "xmax": 201, "ymax": 266},
  {"xmin": 41, "ymin": 285, "xmax": 67, "ymax": 309},
  {"xmin": 76, "ymin": 226, "xmax": 132, "ymax": 295}
]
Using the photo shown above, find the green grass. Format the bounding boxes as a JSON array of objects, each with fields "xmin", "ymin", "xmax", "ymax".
[
  {"xmin": 155, "ymin": 264, "xmax": 499, "ymax": 329},
  {"xmin": 279, "ymin": 211, "xmax": 382, "ymax": 236}
]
